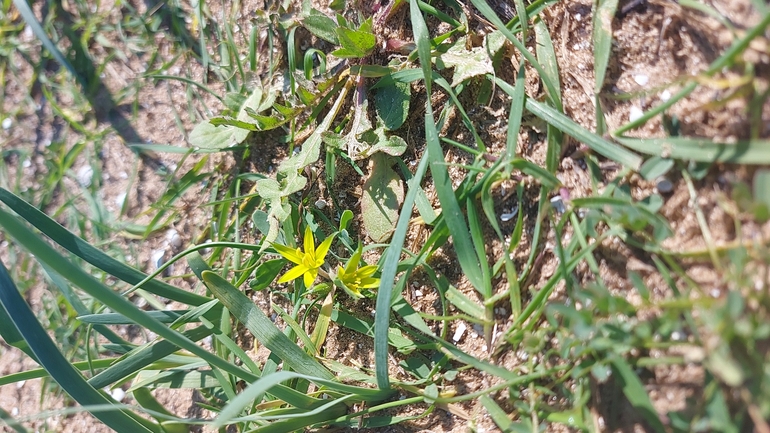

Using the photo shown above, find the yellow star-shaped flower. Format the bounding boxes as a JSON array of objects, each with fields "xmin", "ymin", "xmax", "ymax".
[
  {"xmin": 272, "ymin": 226, "xmax": 334, "ymax": 288},
  {"xmin": 336, "ymin": 245, "xmax": 380, "ymax": 298}
]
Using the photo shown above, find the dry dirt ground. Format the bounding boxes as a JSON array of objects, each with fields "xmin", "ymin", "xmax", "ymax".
[{"xmin": 0, "ymin": 0, "xmax": 768, "ymax": 431}]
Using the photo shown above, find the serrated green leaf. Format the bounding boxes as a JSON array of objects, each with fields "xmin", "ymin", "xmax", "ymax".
[
  {"xmin": 436, "ymin": 37, "xmax": 494, "ymax": 86},
  {"xmin": 302, "ymin": 10, "xmax": 339, "ymax": 44},
  {"xmin": 334, "ymin": 26, "xmax": 376, "ymax": 58}
]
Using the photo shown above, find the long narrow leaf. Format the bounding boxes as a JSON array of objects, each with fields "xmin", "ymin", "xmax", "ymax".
[
  {"xmin": 0, "ymin": 189, "xmax": 210, "ymax": 306},
  {"xmin": 0, "ymin": 260, "xmax": 158, "ymax": 433},
  {"xmin": 615, "ymin": 136, "xmax": 770, "ymax": 164},
  {"xmin": 0, "ymin": 207, "xmax": 262, "ymax": 387},
  {"xmin": 11, "ymin": 0, "xmax": 86, "ymax": 87},
  {"xmin": 592, "ymin": 0, "xmax": 619, "ymax": 135},
  {"xmin": 199, "ymin": 269, "xmax": 334, "ymax": 380}
]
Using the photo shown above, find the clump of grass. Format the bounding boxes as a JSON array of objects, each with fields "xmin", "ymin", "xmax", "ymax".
[{"xmin": 2, "ymin": 0, "xmax": 770, "ymax": 431}]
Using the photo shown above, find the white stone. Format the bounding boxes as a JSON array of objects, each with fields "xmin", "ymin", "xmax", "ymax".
[
  {"xmin": 166, "ymin": 228, "xmax": 182, "ymax": 249},
  {"xmin": 500, "ymin": 207, "xmax": 518, "ymax": 222},
  {"xmin": 1, "ymin": 118, "xmax": 11, "ymax": 129},
  {"xmin": 151, "ymin": 249, "xmax": 165, "ymax": 270},
  {"xmin": 111, "ymin": 388, "xmax": 126, "ymax": 402},
  {"xmin": 115, "ymin": 192, "xmax": 127, "ymax": 208},
  {"xmin": 633, "ymin": 74, "xmax": 649, "ymax": 86},
  {"xmin": 629, "ymin": 105, "xmax": 644, "ymax": 122},
  {"xmin": 452, "ymin": 322, "xmax": 467, "ymax": 342},
  {"xmin": 76, "ymin": 165, "xmax": 94, "ymax": 187}
]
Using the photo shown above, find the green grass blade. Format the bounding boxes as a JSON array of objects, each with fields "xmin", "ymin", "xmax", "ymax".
[
  {"xmin": 615, "ymin": 136, "xmax": 770, "ymax": 164},
  {"xmin": 534, "ymin": 17, "xmax": 562, "ymax": 109},
  {"xmin": 0, "ymin": 359, "xmax": 116, "ymax": 387},
  {"xmin": 505, "ymin": 64, "xmax": 526, "ymax": 165},
  {"xmin": 613, "ymin": 12, "xmax": 770, "ymax": 135},
  {"xmin": 0, "ymin": 207, "xmax": 261, "ymax": 385},
  {"xmin": 592, "ymin": 0, "xmax": 618, "ymax": 135},
  {"xmin": 0, "ymin": 260, "xmax": 158, "ymax": 433},
  {"xmin": 214, "ymin": 371, "xmax": 392, "ymax": 428},
  {"xmin": 42, "ymin": 264, "xmax": 127, "ymax": 344},
  {"xmin": 480, "ymin": 394, "xmax": 514, "ymax": 431},
  {"xmin": 198, "ymin": 268, "xmax": 334, "ymax": 380},
  {"xmin": 526, "ymin": 96, "xmax": 642, "ymax": 169},
  {"xmin": 0, "ymin": 406, "xmax": 30, "ymax": 433},
  {"xmin": 11, "ymin": 0, "xmax": 86, "ymax": 88},
  {"xmin": 87, "ymin": 326, "xmax": 213, "ymax": 389},
  {"xmin": 0, "ymin": 188, "xmax": 210, "ymax": 306},
  {"xmin": 468, "ymin": 0, "xmax": 560, "ymax": 106},
  {"xmin": 492, "ymin": 77, "xmax": 642, "ymax": 168},
  {"xmin": 609, "ymin": 355, "xmax": 666, "ymax": 432},
  {"xmin": 411, "ymin": 0, "xmax": 484, "ymax": 292}
]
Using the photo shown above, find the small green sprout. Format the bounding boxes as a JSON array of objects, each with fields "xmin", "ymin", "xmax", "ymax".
[
  {"xmin": 273, "ymin": 226, "xmax": 335, "ymax": 288},
  {"xmin": 335, "ymin": 245, "xmax": 380, "ymax": 299}
]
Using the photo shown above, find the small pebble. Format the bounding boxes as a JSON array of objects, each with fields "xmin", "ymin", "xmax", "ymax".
[
  {"xmin": 550, "ymin": 195, "xmax": 566, "ymax": 213},
  {"xmin": 314, "ymin": 199, "xmax": 327, "ymax": 209},
  {"xmin": 660, "ymin": 89, "xmax": 671, "ymax": 102},
  {"xmin": 656, "ymin": 177, "xmax": 674, "ymax": 194},
  {"xmin": 115, "ymin": 192, "xmax": 127, "ymax": 208},
  {"xmin": 134, "ymin": 297, "xmax": 147, "ymax": 308},
  {"xmin": 76, "ymin": 165, "xmax": 94, "ymax": 188},
  {"xmin": 414, "ymin": 289, "xmax": 423, "ymax": 298},
  {"xmin": 151, "ymin": 249, "xmax": 165, "ymax": 270},
  {"xmin": 111, "ymin": 388, "xmax": 126, "ymax": 402},
  {"xmin": 452, "ymin": 322, "xmax": 467, "ymax": 342},
  {"xmin": 11, "ymin": 407, "xmax": 18, "ymax": 416},
  {"xmin": 203, "ymin": 336, "xmax": 213, "ymax": 348},
  {"xmin": 22, "ymin": 159, "xmax": 31, "ymax": 168},
  {"xmin": 472, "ymin": 324, "xmax": 484, "ymax": 336},
  {"xmin": 629, "ymin": 105, "xmax": 644, "ymax": 122},
  {"xmin": 633, "ymin": 74, "xmax": 649, "ymax": 86},
  {"xmin": 500, "ymin": 208, "xmax": 518, "ymax": 222},
  {"xmin": 1, "ymin": 118, "xmax": 11, "ymax": 129},
  {"xmin": 166, "ymin": 228, "xmax": 182, "ymax": 249}
]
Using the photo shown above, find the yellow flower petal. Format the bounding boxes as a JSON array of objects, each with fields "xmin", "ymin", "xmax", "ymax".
[
  {"xmin": 357, "ymin": 265, "xmax": 378, "ymax": 278},
  {"xmin": 272, "ymin": 243, "xmax": 304, "ymax": 264},
  {"xmin": 279, "ymin": 265, "xmax": 308, "ymax": 283},
  {"xmin": 359, "ymin": 277, "xmax": 380, "ymax": 289},
  {"xmin": 315, "ymin": 235, "xmax": 334, "ymax": 264},
  {"xmin": 303, "ymin": 267, "xmax": 318, "ymax": 287},
  {"xmin": 303, "ymin": 226, "xmax": 315, "ymax": 256}
]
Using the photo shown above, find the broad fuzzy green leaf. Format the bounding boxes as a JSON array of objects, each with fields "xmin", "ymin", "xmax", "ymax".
[
  {"xmin": 375, "ymin": 79, "xmax": 411, "ymax": 130},
  {"xmin": 362, "ymin": 154, "xmax": 405, "ymax": 243},
  {"xmin": 189, "ymin": 121, "xmax": 242, "ymax": 151}
]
